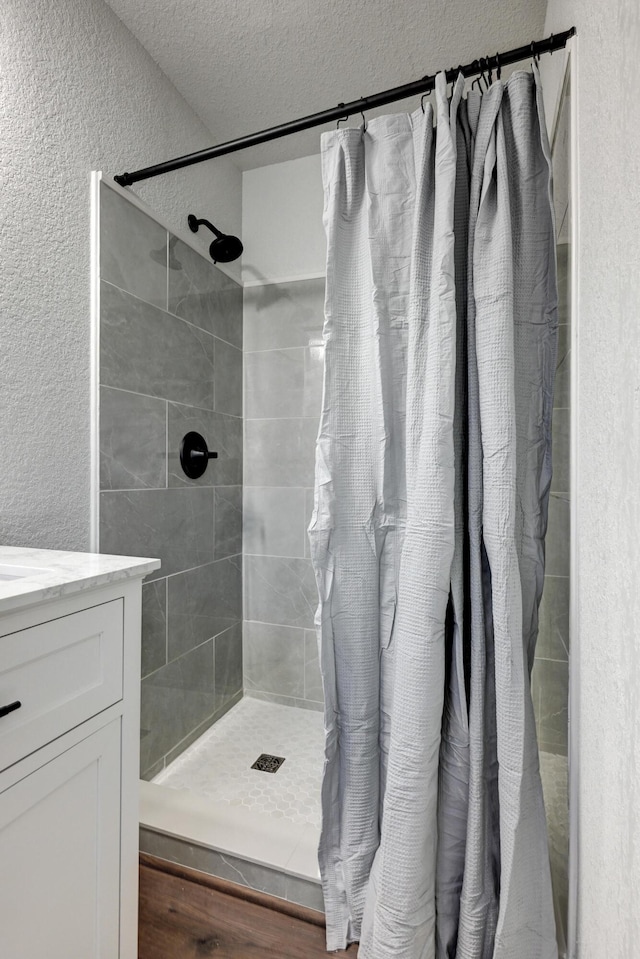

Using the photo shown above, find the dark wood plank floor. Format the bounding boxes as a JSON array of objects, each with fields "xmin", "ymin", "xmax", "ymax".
[{"xmin": 138, "ymin": 853, "xmax": 358, "ymax": 958}]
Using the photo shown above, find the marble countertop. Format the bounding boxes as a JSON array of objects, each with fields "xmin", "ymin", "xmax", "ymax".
[{"xmin": 0, "ymin": 546, "xmax": 161, "ymax": 616}]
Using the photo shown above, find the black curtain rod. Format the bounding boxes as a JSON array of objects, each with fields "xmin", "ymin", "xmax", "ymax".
[{"xmin": 114, "ymin": 28, "xmax": 575, "ymax": 188}]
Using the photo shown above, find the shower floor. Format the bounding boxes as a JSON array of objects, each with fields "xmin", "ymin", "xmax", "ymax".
[
  {"xmin": 140, "ymin": 698, "xmax": 569, "ymax": 934},
  {"xmin": 139, "ymin": 697, "xmax": 325, "ymax": 910},
  {"xmin": 154, "ymin": 697, "xmax": 324, "ymax": 828}
]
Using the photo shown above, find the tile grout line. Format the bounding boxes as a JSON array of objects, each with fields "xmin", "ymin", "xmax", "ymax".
[
  {"xmin": 143, "ymin": 625, "xmax": 242, "ymax": 682},
  {"xmin": 100, "ymin": 383, "xmax": 243, "ymax": 419},
  {"xmin": 101, "ymin": 277, "xmax": 242, "ymax": 351}
]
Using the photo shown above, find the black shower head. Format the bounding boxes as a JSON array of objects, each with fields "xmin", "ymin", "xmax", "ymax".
[{"xmin": 187, "ymin": 213, "xmax": 243, "ymax": 264}]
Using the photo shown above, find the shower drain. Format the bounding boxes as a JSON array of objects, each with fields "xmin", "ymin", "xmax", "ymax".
[{"xmin": 251, "ymin": 753, "xmax": 286, "ymax": 774}]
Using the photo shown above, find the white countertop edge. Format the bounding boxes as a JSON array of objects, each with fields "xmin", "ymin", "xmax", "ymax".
[{"xmin": 0, "ymin": 546, "xmax": 161, "ymax": 616}]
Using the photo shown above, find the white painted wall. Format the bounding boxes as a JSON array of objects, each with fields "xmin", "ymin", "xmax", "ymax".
[
  {"xmin": 541, "ymin": 2, "xmax": 640, "ymax": 956},
  {"xmin": 0, "ymin": 0, "xmax": 241, "ymax": 551},
  {"xmin": 242, "ymin": 154, "xmax": 325, "ymax": 285}
]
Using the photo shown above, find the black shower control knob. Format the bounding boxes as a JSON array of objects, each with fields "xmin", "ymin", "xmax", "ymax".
[{"xmin": 180, "ymin": 431, "xmax": 218, "ymax": 479}]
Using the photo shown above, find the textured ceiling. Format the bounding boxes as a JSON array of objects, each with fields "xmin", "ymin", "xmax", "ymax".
[{"xmin": 104, "ymin": 0, "xmax": 547, "ymax": 170}]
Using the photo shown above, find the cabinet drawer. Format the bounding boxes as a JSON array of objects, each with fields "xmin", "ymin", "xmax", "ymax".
[{"xmin": 0, "ymin": 600, "xmax": 123, "ymax": 772}]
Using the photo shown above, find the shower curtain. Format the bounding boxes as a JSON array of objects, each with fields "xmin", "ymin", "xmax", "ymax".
[{"xmin": 308, "ymin": 66, "xmax": 558, "ymax": 959}]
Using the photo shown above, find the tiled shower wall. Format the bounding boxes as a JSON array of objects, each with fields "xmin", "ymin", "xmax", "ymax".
[
  {"xmin": 532, "ymin": 241, "xmax": 570, "ymax": 756},
  {"xmin": 532, "ymin": 70, "xmax": 572, "ymax": 759},
  {"xmin": 98, "ymin": 182, "xmax": 243, "ymax": 780},
  {"xmin": 242, "ymin": 278, "xmax": 325, "ymax": 710}
]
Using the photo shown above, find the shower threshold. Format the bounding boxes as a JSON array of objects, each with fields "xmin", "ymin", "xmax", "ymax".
[{"xmin": 139, "ymin": 697, "xmax": 324, "ymax": 912}]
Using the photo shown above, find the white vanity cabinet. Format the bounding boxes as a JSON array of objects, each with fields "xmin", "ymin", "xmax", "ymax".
[{"xmin": 0, "ymin": 549, "xmax": 159, "ymax": 959}]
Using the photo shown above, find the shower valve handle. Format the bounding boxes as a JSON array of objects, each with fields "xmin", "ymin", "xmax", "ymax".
[{"xmin": 180, "ymin": 431, "xmax": 218, "ymax": 479}]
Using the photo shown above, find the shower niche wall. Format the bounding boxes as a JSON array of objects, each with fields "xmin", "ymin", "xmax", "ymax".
[{"xmin": 96, "ymin": 178, "xmax": 243, "ymax": 781}]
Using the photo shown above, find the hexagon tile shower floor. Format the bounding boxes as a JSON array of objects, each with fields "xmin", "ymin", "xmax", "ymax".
[{"xmin": 154, "ymin": 698, "xmax": 324, "ymax": 828}]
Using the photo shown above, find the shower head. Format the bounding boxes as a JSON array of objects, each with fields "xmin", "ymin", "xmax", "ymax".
[{"xmin": 187, "ymin": 213, "xmax": 243, "ymax": 264}]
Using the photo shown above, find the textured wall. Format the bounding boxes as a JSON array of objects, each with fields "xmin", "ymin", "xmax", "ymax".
[
  {"xmin": 98, "ymin": 183, "xmax": 243, "ymax": 779},
  {"xmin": 105, "ymin": 0, "xmax": 547, "ymax": 169},
  {"xmin": 0, "ymin": 0, "xmax": 241, "ymax": 552},
  {"xmin": 541, "ymin": 2, "xmax": 640, "ymax": 956}
]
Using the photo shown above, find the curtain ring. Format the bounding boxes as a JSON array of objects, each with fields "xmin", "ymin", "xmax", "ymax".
[
  {"xmin": 478, "ymin": 58, "xmax": 487, "ymax": 91},
  {"xmin": 496, "ymin": 52, "xmax": 502, "ymax": 80},
  {"xmin": 420, "ymin": 91, "xmax": 429, "ymax": 114},
  {"xmin": 475, "ymin": 59, "xmax": 489, "ymax": 92},
  {"xmin": 359, "ymin": 97, "xmax": 368, "ymax": 133},
  {"xmin": 336, "ymin": 103, "xmax": 348, "ymax": 129}
]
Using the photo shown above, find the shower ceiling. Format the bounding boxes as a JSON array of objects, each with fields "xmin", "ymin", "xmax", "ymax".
[{"xmin": 104, "ymin": 0, "xmax": 547, "ymax": 170}]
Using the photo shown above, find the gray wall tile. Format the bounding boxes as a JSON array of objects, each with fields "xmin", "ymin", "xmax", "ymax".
[
  {"xmin": 100, "ymin": 386, "xmax": 166, "ymax": 490},
  {"xmin": 284, "ymin": 875, "xmax": 324, "ymax": 911},
  {"xmin": 215, "ymin": 622, "xmax": 243, "ymax": 711},
  {"xmin": 304, "ymin": 345, "xmax": 324, "ymax": 418},
  {"xmin": 532, "ymin": 659, "xmax": 569, "ymax": 756},
  {"xmin": 538, "ymin": 740, "xmax": 568, "ymax": 757},
  {"xmin": 101, "ymin": 281, "xmax": 214, "ymax": 409},
  {"xmin": 162, "ymin": 695, "xmax": 240, "ymax": 768},
  {"xmin": 244, "ymin": 689, "xmax": 323, "ymax": 713},
  {"xmin": 244, "ymin": 556, "xmax": 317, "ymax": 629},
  {"xmin": 101, "ymin": 197, "xmax": 245, "ymax": 768},
  {"xmin": 100, "ymin": 487, "xmax": 214, "ymax": 581},
  {"xmin": 243, "ymin": 487, "xmax": 306, "ymax": 557},
  {"xmin": 244, "ymin": 418, "xmax": 317, "ymax": 487},
  {"xmin": 554, "ymin": 324, "xmax": 570, "ymax": 408},
  {"xmin": 168, "ymin": 404, "xmax": 242, "ymax": 488},
  {"xmin": 304, "ymin": 629, "xmax": 323, "ymax": 703},
  {"xmin": 139, "ymin": 830, "xmax": 290, "ymax": 900},
  {"xmin": 243, "ymin": 622, "xmax": 305, "ymax": 697},
  {"xmin": 214, "ymin": 486, "xmax": 243, "ymax": 559},
  {"xmin": 140, "ymin": 757, "xmax": 165, "ymax": 782},
  {"xmin": 304, "ymin": 488, "xmax": 314, "ymax": 558},
  {"xmin": 100, "ymin": 183, "xmax": 167, "ymax": 308},
  {"xmin": 545, "ymin": 493, "xmax": 570, "ymax": 577},
  {"xmin": 243, "ymin": 277, "xmax": 325, "ymax": 351},
  {"xmin": 140, "ymin": 640, "xmax": 215, "ymax": 773},
  {"xmin": 142, "ymin": 579, "xmax": 167, "ymax": 678},
  {"xmin": 168, "ymin": 238, "xmax": 242, "ymax": 347},
  {"xmin": 551, "ymin": 407, "xmax": 570, "ymax": 492},
  {"xmin": 537, "ymin": 576, "xmax": 570, "ymax": 661},
  {"xmin": 557, "ymin": 244, "xmax": 570, "ymax": 325},
  {"xmin": 242, "ymin": 278, "xmax": 324, "ymax": 709},
  {"xmin": 167, "ymin": 556, "xmax": 242, "ymax": 660},
  {"xmin": 214, "ymin": 339, "xmax": 243, "ymax": 416},
  {"xmin": 245, "ymin": 346, "xmax": 323, "ymax": 420},
  {"xmin": 245, "ymin": 349, "xmax": 305, "ymax": 419}
]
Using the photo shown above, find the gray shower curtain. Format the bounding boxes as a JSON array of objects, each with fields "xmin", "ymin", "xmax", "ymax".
[{"xmin": 308, "ymin": 66, "xmax": 558, "ymax": 959}]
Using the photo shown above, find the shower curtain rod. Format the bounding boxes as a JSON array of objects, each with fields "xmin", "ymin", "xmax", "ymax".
[{"xmin": 114, "ymin": 28, "xmax": 575, "ymax": 188}]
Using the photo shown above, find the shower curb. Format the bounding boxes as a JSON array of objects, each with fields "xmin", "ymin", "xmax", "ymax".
[{"xmin": 140, "ymin": 826, "xmax": 324, "ymax": 913}]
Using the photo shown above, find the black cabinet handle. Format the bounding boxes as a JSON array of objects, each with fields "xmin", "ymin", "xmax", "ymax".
[{"xmin": 0, "ymin": 701, "xmax": 21, "ymax": 719}]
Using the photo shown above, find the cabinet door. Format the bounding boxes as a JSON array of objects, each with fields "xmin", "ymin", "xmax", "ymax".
[{"xmin": 0, "ymin": 719, "xmax": 121, "ymax": 959}]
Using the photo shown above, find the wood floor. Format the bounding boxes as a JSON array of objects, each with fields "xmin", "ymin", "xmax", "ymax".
[{"xmin": 138, "ymin": 853, "xmax": 358, "ymax": 958}]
